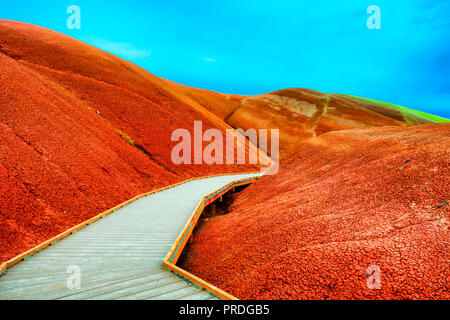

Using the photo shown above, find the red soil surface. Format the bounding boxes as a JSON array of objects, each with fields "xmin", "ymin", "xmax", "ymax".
[
  {"xmin": 0, "ymin": 20, "xmax": 261, "ymax": 263},
  {"xmin": 181, "ymin": 124, "xmax": 450, "ymax": 299}
]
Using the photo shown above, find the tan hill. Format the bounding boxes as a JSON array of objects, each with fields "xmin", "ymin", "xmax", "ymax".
[
  {"xmin": 221, "ymin": 88, "xmax": 408, "ymax": 158},
  {"xmin": 189, "ymin": 88, "xmax": 448, "ymax": 158}
]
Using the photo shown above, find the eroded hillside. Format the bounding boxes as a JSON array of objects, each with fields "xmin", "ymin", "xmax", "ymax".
[
  {"xmin": 0, "ymin": 20, "xmax": 261, "ymax": 262},
  {"xmin": 181, "ymin": 123, "xmax": 450, "ymax": 299}
]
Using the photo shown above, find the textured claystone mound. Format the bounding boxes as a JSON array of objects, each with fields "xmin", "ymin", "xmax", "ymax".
[{"xmin": 181, "ymin": 124, "xmax": 450, "ymax": 300}]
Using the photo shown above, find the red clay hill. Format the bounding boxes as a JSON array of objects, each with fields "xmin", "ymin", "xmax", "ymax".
[
  {"xmin": 181, "ymin": 123, "xmax": 450, "ymax": 299},
  {"xmin": 0, "ymin": 20, "xmax": 265, "ymax": 262}
]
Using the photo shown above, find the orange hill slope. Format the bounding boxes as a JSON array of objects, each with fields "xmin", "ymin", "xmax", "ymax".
[
  {"xmin": 0, "ymin": 20, "xmax": 262, "ymax": 263},
  {"xmin": 223, "ymin": 88, "xmax": 407, "ymax": 158},
  {"xmin": 181, "ymin": 123, "xmax": 450, "ymax": 300}
]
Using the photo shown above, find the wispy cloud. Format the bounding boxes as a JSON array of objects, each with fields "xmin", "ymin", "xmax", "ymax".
[
  {"xmin": 84, "ymin": 37, "xmax": 151, "ymax": 60},
  {"xmin": 203, "ymin": 57, "xmax": 216, "ymax": 63}
]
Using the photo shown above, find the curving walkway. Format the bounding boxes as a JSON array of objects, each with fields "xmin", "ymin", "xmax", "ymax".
[{"xmin": 0, "ymin": 173, "xmax": 261, "ymax": 300}]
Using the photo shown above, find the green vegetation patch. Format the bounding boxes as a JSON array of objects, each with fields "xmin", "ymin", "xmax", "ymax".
[{"xmin": 341, "ymin": 94, "xmax": 449, "ymax": 124}]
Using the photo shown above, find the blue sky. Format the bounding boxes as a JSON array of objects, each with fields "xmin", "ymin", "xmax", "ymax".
[{"xmin": 1, "ymin": 0, "xmax": 449, "ymax": 118}]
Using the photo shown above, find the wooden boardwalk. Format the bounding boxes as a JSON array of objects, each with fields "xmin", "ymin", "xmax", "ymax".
[{"xmin": 0, "ymin": 173, "xmax": 261, "ymax": 300}]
